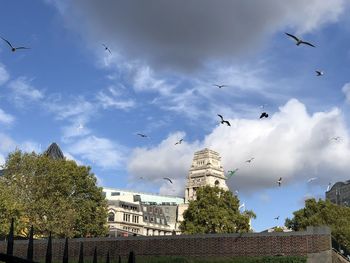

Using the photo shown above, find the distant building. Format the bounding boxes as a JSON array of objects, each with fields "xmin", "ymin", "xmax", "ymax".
[
  {"xmin": 104, "ymin": 148, "xmax": 231, "ymax": 236},
  {"xmin": 104, "ymin": 188, "xmax": 184, "ymax": 236},
  {"xmin": 326, "ymin": 180, "xmax": 350, "ymax": 207},
  {"xmin": 184, "ymin": 148, "xmax": 228, "ymax": 203},
  {"xmin": 260, "ymin": 226, "xmax": 293, "ymax": 233},
  {"xmin": 44, "ymin": 142, "xmax": 65, "ymax": 160}
]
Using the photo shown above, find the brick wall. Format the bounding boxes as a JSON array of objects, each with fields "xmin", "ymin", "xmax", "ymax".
[{"xmin": 0, "ymin": 226, "xmax": 331, "ymax": 261}]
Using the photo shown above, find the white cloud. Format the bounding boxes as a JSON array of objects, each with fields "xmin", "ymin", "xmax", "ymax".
[
  {"xmin": 128, "ymin": 131, "xmax": 201, "ymax": 193},
  {"xmin": 132, "ymin": 66, "xmax": 175, "ymax": 95},
  {"xmin": 20, "ymin": 141, "xmax": 42, "ymax": 153},
  {"xmin": 0, "ymin": 133, "xmax": 16, "ymax": 153},
  {"xmin": 96, "ymin": 86, "xmax": 136, "ymax": 110},
  {"xmin": 7, "ymin": 77, "xmax": 44, "ymax": 106},
  {"xmin": 64, "ymin": 152, "xmax": 83, "ymax": 166},
  {"xmin": 47, "ymin": 96, "xmax": 95, "ymax": 121},
  {"xmin": 67, "ymin": 135, "xmax": 127, "ymax": 169},
  {"xmin": 128, "ymin": 99, "xmax": 350, "ymax": 194},
  {"xmin": 61, "ymin": 123, "xmax": 91, "ymax": 142},
  {"xmin": 342, "ymin": 82, "xmax": 350, "ymax": 103},
  {"xmin": 0, "ymin": 108, "xmax": 14, "ymax": 124},
  {"xmin": 0, "ymin": 63, "xmax": 9, "ymax": 86}
]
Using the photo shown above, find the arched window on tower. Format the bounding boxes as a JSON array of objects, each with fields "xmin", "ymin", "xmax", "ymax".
[
  {"xmin": 108, "ymin": 212, "xmax": 115, "ymax": 222},
  {"xmin": 215, "ymin": 180, "xmax": 220, "ymax": 186}
]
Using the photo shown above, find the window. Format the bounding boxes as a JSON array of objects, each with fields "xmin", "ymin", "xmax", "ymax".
[
  {"xmin": 132, "ymin": 215, "xmax": 139, "ymax": 223},
  {"xmin": 133, "ymin": 195, "xmax": 141, "ymax": 202},
  {"xmin": 156, "ymin": 218, "xmax": 160, "ymax": 223},
  {"xmin": 144, "ymin": 215, "xmax": 148, "ymax": 221},
  {"xmin": 108, "ymin": 212, "xmax": 115, "ymax": 222},
  {"xmin": 150, "ymin": 217, "xmax": 154, "ymax": 222},
  {"xmin": 111, "ymin": 192, "xmax": 120, "ymax": 196},
  {"xmin": 143, "ymin": 206, "xmax": 147, "ymax": 212}
]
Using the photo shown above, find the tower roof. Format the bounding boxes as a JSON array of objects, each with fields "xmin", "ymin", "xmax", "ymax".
[{"xmin": 44, "ymin": 142, "xmax": 64, "ymax": 160}]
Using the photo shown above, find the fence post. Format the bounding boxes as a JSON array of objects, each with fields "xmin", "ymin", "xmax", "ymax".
[
  {"xmin": 93, "ymin": 247, "xmax": 97, "ymax": 263},
  {"xmin": 27, "ymin": 225, "xmax": 34, "ymax": 261},
  {"xmin": 45, "ymin": 232, "xmax": 52, "ymax": 263},
  {"xmin": 127, "ymin": 251, "xmax": 135, "ymax": 263},
  {"xmin": 78, "ymin": 243, "xmax": 84, "ymax": 263},
  {"xmin": 63, "ymin": 238, "xmax": 68, "ymax": 263},
  {"xmin": 118, "ymin": 255, "xmax": 121, "ymax": 263},
  {"xmin": 106, "ymin": 251, "xmax": 110, "ymax": 263},
  {"xmin": 7, "ymin": 218, "xmax": 14, "ymax": 256}
]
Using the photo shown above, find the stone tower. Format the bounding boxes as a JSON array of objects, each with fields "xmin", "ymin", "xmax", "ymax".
[{"xmin": 184, "ymin": 148, "xmax": 228, "ymax": 203}]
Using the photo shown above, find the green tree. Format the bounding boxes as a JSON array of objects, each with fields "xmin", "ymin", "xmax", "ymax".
[
  {"xmin": 0, "ymin": 150, "xmax": 108, "ymax": 238},
  {"xmin": 179, "ymin": 185, "xmax": 256, "ymax": 234},
  {"xmin": 285, "ymin": 198, "xmax": 350, "ymax": 249}
]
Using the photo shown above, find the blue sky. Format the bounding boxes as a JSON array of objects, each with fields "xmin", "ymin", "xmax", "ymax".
[{"xmin": 1, "ymin": 0, "xmax": 350, "ymax": 232}]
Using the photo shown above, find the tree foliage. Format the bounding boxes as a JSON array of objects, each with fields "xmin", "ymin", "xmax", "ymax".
[
  {"xmin": 179, "ymin": 186, "xmax": 256, "ymax": 234},
  {"xmin": 0, "ymin": 150, "xmax": 108, "ymax": 238},
  {"xmin": 285, "ymin": 198, "xmax": 350, "ymax": 249}
]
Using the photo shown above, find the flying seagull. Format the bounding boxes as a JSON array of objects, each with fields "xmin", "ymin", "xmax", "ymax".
[
  {"xmin": 260, "ymin": 112, "xmax": 269, "ymax": 119},
  {"xmin": 1, "ymin": 37, "xmax": 30, "ymax": 52},
  {"xmin": 213, "ymin": 84, "xmax": 227, "ymax": 89},
  {"xmin": 277, "ymin": 177, "xmax": 282, "ymax": 187},
  {"xmin": 102, "ymin": 44, "xmax": 112, "ymax": 54},
  {"xmin": 274, "ymin": 216, "xmax": 280, "ymax": 220},
  {"xmin": 316, "ymin": 70, "xmax": 324, "ymax": 76},
  {"xmin": 331, "ymin": 136, "xmax": 340, "ymax": 141},
  {"xmin": 227, "ymin": 168, "xmax": 239, "ymax": 177},
  {"xmin": 246, "ymin": 157, "xmax": 255, "ymax": 163},
  {"xmin": 218, "ymin": 114, "xmax": 231, "ymax": 126},
  {"xmin": 163, "ymin": 177, "xmax": 173, "ymax": 184},
  {"xmin": 307, "ymin": 177, "xmax": 318, "ymax": 183},
  {"xmin": 175, "ymin": 139, "xmax": 183, "ymax": 145},
  {"xmin": 285, "ymin": 33, "xmax": 315, "ymax": 47},
  {"xmin": 137, "ymin": 133, "xmax": 148, "ymax": 138},
  {"xmin": 77, "ymin": 123, "xmax": 84, "ymax": 130}
]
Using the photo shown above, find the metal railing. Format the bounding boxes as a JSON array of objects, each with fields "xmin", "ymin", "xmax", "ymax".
[{"xmin": 0, "ymin": 219, "xmax": 135, "ymax": 263}]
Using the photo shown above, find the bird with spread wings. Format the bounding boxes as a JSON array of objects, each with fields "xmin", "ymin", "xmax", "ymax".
[
  {"xmin": 285, "ymin": 33, "xmax": 315, "ymax": 47},
  {"xmin": 1, "ymin": 37, "xmax": 30, "ymax": 52},
  {"xmin": 163, "ymin": 177, "xmax": 173, "ymax": 184},
  {"xmin": 218, "ymin": 114, "xmax": 231, "ymax": 126}
]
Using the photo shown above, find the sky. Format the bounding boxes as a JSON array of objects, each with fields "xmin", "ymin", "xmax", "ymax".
[{"xmin": 1, "ymin": 0, "xmax": 350, "ymax": 232}]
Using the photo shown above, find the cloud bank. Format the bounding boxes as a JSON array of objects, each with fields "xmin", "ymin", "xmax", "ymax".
[
  {"xmin": 53, "ymin": 0, "xmax": 346, "ymax": 70},
  {"xmin": 128, "ymin": 99, "xmax": 350, "ymax": 195}
]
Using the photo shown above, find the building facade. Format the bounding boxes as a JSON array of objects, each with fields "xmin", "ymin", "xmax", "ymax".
[
  {"xmin": 326, "ymin": 180, "xmax": 350, "ymax": 206},
  {"xmin": 105, "ymin": 148, "xmax": 230, "ymax": 236},
  {"xmin": 184, "ymin": 148, "xmax": 228, "ymax": 203},
  {"xmin": 104, "ymin": 188, "xmax": 183, "ymax": 236}
]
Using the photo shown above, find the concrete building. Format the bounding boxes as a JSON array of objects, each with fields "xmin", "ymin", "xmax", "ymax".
[
  {"xmin": 105, "ymin": 148, "xmax": 230, "ymax": 236},
  {"xmin": 326, "ymin": 180, "xmax": 350, "ymax": 207},
  {"xmin": 104, "ymin": 188, "xmax": 183, "ymax": 236},
  {"xmin": 184, "ymin": 148, "xmax": 228, "ymax": 203}
]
